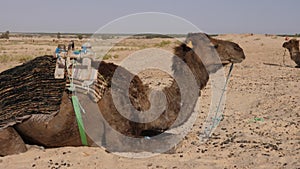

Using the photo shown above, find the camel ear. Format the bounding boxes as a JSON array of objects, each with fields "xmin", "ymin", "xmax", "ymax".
[{"xmin": 186, "ymin": 41, "xmax": 193, "ymax": 48}]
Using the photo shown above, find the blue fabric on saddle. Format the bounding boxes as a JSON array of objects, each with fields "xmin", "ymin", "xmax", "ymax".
[
  {"xmin": 73, "ymin": 50, "xmax": 81, "ymax": 55},
  {"xmin": 55, "ymin": 47, "xmax": 66, "ymax": 54},
  {"xmin": 55, "ymin": 48, "xmax": 60, "ymax": 54}
]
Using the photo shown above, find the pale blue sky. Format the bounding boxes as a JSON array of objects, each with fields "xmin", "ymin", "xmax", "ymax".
[{"xmin": 1, "ymin": 0, "xmax": 299, "ymax": 34}]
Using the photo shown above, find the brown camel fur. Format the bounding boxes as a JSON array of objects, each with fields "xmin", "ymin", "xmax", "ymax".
[
  {"xmin": 282, "ymin": 39, "xmax": 300, "ymax": 67},
  {"xmin": 131, "ymin": 33, "xmax": 245, "ymax": 139},
  {"xmin": 0, "ymin": 33, "xmax": 245, "ymax": 156}
]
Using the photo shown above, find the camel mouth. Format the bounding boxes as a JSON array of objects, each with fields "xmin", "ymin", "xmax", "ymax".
[
  {"xmin": 220, "ymin": 58, "xmax": 244, "ymax": 66},
  {"xmin": 227, "ymin": 58, "xmax": 244, "ymax": 64},
  {"xmin": 222, "ymin": 62, "xmax": 230, "ymax": 66},
  {"xmin": 233, "ymin": 59, "xmax": 244, "ymax": 63}
]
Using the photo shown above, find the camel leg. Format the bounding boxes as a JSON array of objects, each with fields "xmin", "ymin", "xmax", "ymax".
[
  {"xmin": 15, "ymin": 92, "xmax": 105, "ymax": 147},
  {"xmin": 15, "ymin": 92, "xmax": 83, "ymax": 147},
  {"xmin": 0, "ymin": 127, "xmax": 27, "ymax": 156}
]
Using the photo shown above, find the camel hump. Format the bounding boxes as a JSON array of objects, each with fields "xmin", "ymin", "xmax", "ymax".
[{"xmin": 0, "ymin": 56, "xmax": 66, "ymax": 129}]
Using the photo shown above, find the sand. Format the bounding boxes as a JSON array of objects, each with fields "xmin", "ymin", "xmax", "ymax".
[{"xmin": 0, "ymin": 34, "xmax": 299, "ymax": 169}]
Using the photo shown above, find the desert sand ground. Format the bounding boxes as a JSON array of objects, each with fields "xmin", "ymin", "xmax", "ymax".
[{"xmin": 0, "ymin": 34, "xmax": 299, "ymax": 169}]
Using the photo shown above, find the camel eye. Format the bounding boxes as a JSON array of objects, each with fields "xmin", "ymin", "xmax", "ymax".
[{"xmin": 214, "ymin": 44, "xmax": 219, "ymax": 49}]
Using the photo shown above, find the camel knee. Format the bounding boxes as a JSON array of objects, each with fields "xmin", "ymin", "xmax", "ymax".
[{"xmin": 0, "ymin": 127, "xmax": 27, "ymax": 156}]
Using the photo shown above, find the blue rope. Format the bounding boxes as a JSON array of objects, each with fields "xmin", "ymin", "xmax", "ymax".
[{"xmin": 203, "ymin": 63, "xmax": 234, "ymax": 138}]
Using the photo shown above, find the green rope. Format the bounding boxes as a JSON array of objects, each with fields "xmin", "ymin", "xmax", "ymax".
[{"xmin": 71, "ymin": 95, "xmax": 88, "ymax": 146}]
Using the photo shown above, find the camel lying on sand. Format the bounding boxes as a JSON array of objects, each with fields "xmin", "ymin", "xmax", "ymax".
[
  {"xmin": 282, "ymin": 39, "xmax": 300, "ymax": 67},
  {"xmin": 0, "ymin": 33, "xmax": 245, "ymax": 156}
]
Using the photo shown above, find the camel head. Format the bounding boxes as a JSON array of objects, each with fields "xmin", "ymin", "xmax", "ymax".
[
  {"xmin": 186, "ymin": 33, "xmax": 245, "ymax": 67},
  {"xmin": 173, "ymin": 33, "xmax": 245, "ymax": 89},
  {"xmin": 282, "ymin": 39, "xmax": 300, "ymax": 66},
  {"xmin": 283, "ymin": 39, "xmax": 299, "ymax": 52}
]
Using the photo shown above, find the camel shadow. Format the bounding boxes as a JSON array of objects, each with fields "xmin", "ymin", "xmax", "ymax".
[{"xmin": 263, "ymin": 63, "xmax": 298, "ymax": 68}]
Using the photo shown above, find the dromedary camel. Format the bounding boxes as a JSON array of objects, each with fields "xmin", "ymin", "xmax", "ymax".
[
  {"xmin": 282, "ymin": 39, "xmax": 300, "ymax": 67},
  {"xmin": 0, "ymin": 33, "xmax": 245, "ymax": 156}
]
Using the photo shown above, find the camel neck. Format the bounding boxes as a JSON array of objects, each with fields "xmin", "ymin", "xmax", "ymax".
[{"xmin": 287, "ymin": 47, "xmax": 300, "ymax": 57}]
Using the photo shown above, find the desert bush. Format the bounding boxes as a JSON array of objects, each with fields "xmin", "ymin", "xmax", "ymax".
[
  {"xmin": 0, "ymin": 31, "xmax": 9, "ymax": 39},
  {"xmin": 77, "ymin": 34, "xmax": 83, "ymax": 40},
  {"xmin": 133, "ymin": 34, "xmax": 171, "ymax": 39},
  {"xmin": 101, "ymin": 35, "xmax": 114, "ymax": 40},
  {"xmin": 110, "ymin": 47, "xmax": 132, "ymax": 52},
  {"xmin": 102, "ymin": 54, "xmax": 112, "ymax": 60},
  {"xmin": 18, "ymin": 55, "xmax": 34, "ymax": 63},
  {"xmin": 0, "ymin": 55, "xmax": 34, "ymax": 63},
  {"xmin": 139, "ymin": 44, "xmax": 148, "ymax": 49},
  {"xmin": 154, "ymin": 40, "xmax": 171, "ymax": 47},
  {"xmin": 57, "ymin": 32, "xmax": 61, "ymax": 39},
  {"xmin": 102, "ymin": 54, "xmax": 119, "ymax": 60},
  {"xmin": 113, "ymin": 54, "xmax": 119, "ymax": 59},
  {"xmin": 0, "ymin": 55, "xmax": 10, "ymax": 62}
]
